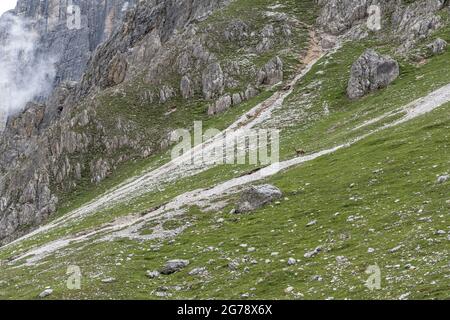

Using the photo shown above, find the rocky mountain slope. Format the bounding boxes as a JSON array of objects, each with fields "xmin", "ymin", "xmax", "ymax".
[
  {"xmin": 0, "ymin": 0, "xmax": 448, "ymax": 300},
  {"xmin": 14, "ymin": 0, "xmax": 136, "ymax": 84}
]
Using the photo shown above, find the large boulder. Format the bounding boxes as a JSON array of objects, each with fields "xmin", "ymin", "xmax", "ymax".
[
  {"xmin": 235, "ymin": 184, "xmax": 283, "ymax": 213},
  {"xmin": 427, "ymin": 38, "xmax": 448, "ymax": 55},
  {"xmin": 257, "ymin": 56, "xmax": 283, "ymax": 86},
  {"xmin": 347, "ymin": 49, "xmax": 399, "ymax": 100}
]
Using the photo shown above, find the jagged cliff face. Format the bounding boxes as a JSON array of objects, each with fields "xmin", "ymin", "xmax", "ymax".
[
  {"xmin": 0, "ymin": 0, "xmax": 448, "ymax": 245},
  {"xmin": 13, "ymin": 0, "xmax": 136, "ymax": 84}
]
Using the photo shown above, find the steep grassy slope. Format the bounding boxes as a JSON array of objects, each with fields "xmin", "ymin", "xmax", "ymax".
[
  {"xmin": 0, "ymin": 2, "xmax": 449, "ymax": 300},
  {"xmin": 0, "ymin": 21, "xmax": 450, "ymax": 299}
]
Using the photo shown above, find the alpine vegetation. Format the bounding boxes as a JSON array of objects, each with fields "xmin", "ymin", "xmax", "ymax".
[{"xmin": 0, "ymin": 0, "xmax": 448, "ymax": 302}]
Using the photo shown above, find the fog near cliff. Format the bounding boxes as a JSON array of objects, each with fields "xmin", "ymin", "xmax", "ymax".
[{"xmin": 0, "ymin": 13, "xmax": 56, "ymax": 124}]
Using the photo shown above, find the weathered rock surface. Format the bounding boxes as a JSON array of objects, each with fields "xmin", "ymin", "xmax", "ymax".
[
  {"xmin": 427, "ymin": 38, "xmax": 448, "ymax": 55},
  {"xmin": 38, "ymin": 288, "xmax": 53, "ymax": 298},
  {"xmin": 0, "ymin": 0, "xmax": 448, "ymax": 247},
  {"xmin": 317, "ymin": 0, "xmax": 447, "ymax": 51},
  {"xmin": 160, "ymin": 259, "xmax": 190, "ymax": 275},
  {"xmin": 208, "ymin": 94, "xmax": 232, "ymax": 115},
  {"xmin": 180, "ymin": 76, "xmax": 195, "ymax": 99},
  {"xmin": 13, "ymin": 0, "xmax": 136, "ymax": 85},
  {"xmin": 0, "ymin": 0, "xmax": 232, "ymax": 245},
  {"xmin": 146, "ymin": 270, "xmax": 161, "ymax": 279},
  {"xmin": 437, "ymin": 175, "xmax": 449, "ymax": 184},
  {"xmin": 347, "ymin": 49, "xmax": 399, "ymax": 99},
  {"xmin": 235, "ymin": 184, "xmax": 283, "ymax": 213},
  {"xmin": 203, "ymin": 62, "xmax": 225, "ymax": 100}
]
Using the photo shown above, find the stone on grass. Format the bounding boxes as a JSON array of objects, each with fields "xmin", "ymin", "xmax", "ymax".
[
  {"xmin": 347, "ymin": 49, "xmax": 399, "ymax": 99},
  {"xmin": 304, "ymin": 246, "xmax": 322, "ymax": 258},
  {"xmin": 228, "ymin": 260, "xmax": 240, "ymax": 271},
  {"xmin": 389, "ymin": 245, "xmax": 403, "ymax": 253}
]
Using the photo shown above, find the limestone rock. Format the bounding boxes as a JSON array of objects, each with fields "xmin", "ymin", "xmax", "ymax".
[
  {"xmin": 235, "ymin": 184, "xmax": 283, "ymax": 213},
  {"xmin": 208, "ymin": 94, "xmax": 232, "ymax": 115},
  {"xmin": 38, "ymin": 288, "xmax": 53, "ymax": 298},
  {"xmin": 12, "ymin": 0, "xmax": 136, "ymax": 86},
  {"xmin": 159, "ymin": 85, "xmax": 176, "ymax": 103},
  {"xmin": 317, "ymin": 0, "xmax": 444, "ymax": 50},
  {"xmin": 146, "ymin": 270, "xmax": 160, "ymax": 279},
  {"xmin": 160, "ymin": 259, "xmax": 190, "ymax": 275},
  {"xmin": 180, "ymin": 75, "xmax": 194, "ymax": 99},
  {"xmin": 257, "ymin": 56, "xmax": 283, "ymax": 86},
  {"xmin": 437, "ymin": 175, "xmax": 449, "ymax": 184},
  {"xmin": 224, "ymin": 20, "xmax": 249, "ymax": 42},
  {"xmin": 427, "ymin": 38, "xmax": 448, "ymax": 55}
]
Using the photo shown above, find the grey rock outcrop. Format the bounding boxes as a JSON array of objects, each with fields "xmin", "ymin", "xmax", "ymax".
[
  {"xmin": 317, "ymin": 0, "xmax": 446, "ymax": 51},
  {"xmin": 317, "ymin": 0, "xmax": 374, "ymax": 36},
  {"xmin": 208, "ymin": 94, "xmax": 232, "ymax": 115},
  {"xmin": 437, "ymin": 175, "xmax": 449, "ymax": 184},
  {"xmin": 146, "ymin": 270, "xmax": 160, "ymax": 279},
  {"xmin": 0, "ymin": 0, "xmax": 232, "ymax": 245},
  {"xmin": 203, "ymin": 62, "xmax": 225, "ymax": 100},
  {"xmin": 224, "ymin": 20, "xmax": 249, "ymax": 43},
  {"xmin": 105, "ymin": 54, "xmax": 128, "ymax": 87},
  {"xmin": 427, "ymin": 38, "xmax": 448, "ymax": 55},
  {"xmin": 160, "ymin": 259, "xmax": 190, "ymax": 275},
  {"xmin": 38, "ymin": 288, "xmax": 53, "ymax": 298},
  {"xmin": 180, "ymin": 76, "xmax": 195, "ymax": 99},
  {"xmin": 393, "ymin": 0, "xmax": 444, "ymax": 52},
  {"xmin": 347, "ymin": 49, "xmax": 399, "ymax": 99},
  {"xmin": 13, "ymin": 0, "xmax": 136, "ymax": 85},
  {"xmin": 235, "ymin": 184, "xmax": 283, "ymax": 213}
]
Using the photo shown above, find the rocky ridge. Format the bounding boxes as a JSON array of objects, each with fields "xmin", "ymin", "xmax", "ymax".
[{"xmin": 0, "ymin": 0, "xmax": 301, "ymax": 244}]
